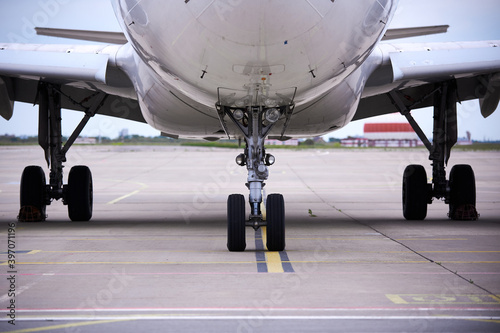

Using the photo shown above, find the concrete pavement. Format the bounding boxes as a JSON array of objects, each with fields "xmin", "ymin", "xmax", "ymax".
[{"xmin": 1, "ymin": 146, "xmax": 499, "ymax": 332}]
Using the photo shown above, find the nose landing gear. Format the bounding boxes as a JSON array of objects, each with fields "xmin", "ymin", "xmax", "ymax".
[{"xmin": 217, "ymin": 87, "xmax": 295, "ymax": 251}]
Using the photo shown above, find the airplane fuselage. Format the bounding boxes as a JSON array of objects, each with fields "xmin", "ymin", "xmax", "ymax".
[{"xmin": 112, "ymin": 0, "xmax": 397, "ymax": 138}]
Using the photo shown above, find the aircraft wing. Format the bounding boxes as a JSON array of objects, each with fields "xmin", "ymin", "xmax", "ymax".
[
  {"xmin": 0, "ymin": 43, "xmax": 144, "ymax": 123},
  {"xmin": 2, "ymin": 35, "xmax": 499, "ymax": 133},
  {"xmin": 355, "ymin": 40, "xmax": 500, "ymax": 121}
]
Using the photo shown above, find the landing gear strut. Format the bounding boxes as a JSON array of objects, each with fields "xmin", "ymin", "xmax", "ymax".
[
  {"xmin": 389, "ymin": 81, "xmax": 479, "ymax": 220},
  {"xmin": 18, "ymin": 82, "xmax": 106, "ymax": 222},
  {"xmin": 217, "ymin": 86, "xmax": 295, "ymax": 251}
]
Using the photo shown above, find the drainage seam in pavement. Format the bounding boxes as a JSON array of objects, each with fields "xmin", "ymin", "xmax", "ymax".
[{"xmin": 288, "ymin": 163, "xmax": 498, "ymax": 298}]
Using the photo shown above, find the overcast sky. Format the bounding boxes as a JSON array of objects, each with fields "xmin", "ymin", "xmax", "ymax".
[{"xmin": 0, "ymin": 0, "xmax": 499, "ymax": 140}]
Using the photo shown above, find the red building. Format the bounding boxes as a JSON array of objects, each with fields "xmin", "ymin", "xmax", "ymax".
[{"xmin": 363, "ymin": 123, "xmax": 421, "ymax": 147}]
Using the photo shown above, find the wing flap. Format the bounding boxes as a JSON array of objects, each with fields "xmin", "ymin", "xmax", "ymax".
[
  {"xmin": 35, "ymin": 27, "xmax": 127, "ymax": 44},
  {"xmin": 390, "ymin": 47, "xmax": 500, "ymax": 82},
  {"xmin": 382, "ymin": 25, "xmax": 449, "ymax": 41},
  {"xmin": 0, "ymin": 48, "xmax": 109, "ymax": 83}
]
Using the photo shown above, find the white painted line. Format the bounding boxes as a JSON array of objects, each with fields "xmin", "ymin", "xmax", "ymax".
[
  {"xmin": 7, "ymin": 315, "xmax": 500, "ymax": 322},
  {"xmin": 105, "ymin": 180, "xmax": 148, "ymax": 205},
  {"xmin": 107, "ymin": 189, "xmax": 142, "ymax": 205},
  {"xmin": 0, "ymin": 282, "xmax": 37, "ymax": 303},
  {"xmin": 17, "ymin": 307, "xmax": 500, "ymax": 312}
]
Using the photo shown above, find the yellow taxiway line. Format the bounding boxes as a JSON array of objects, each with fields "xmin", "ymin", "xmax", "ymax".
[{"xmin": 2, "ymin": 319, "xmax": 133, "ymax": 333}]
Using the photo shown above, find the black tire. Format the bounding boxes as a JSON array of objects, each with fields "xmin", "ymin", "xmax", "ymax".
[
  {"xmin": 449, "ymin": 164, "xmax": 476, "ymax": 219},
  {"xmin": 402, "ymin": 165, "xmax": 428, "ymax": 220},
  {"xmin": 19, "ymin": 166, "xmax": 46, "ymax": 222},
  {"xmin": 227, "ymin": 194, "xmax": 246, "ymax": 251},
  {"xmin": 67, "ymin": 166, "xmax": 93, "ymax": 221},
  {"xmin": 266, "ymin": 193, "xmax": 285, "ymax": 251}
]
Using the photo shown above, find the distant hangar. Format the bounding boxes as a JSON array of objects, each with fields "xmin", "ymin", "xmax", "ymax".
[{"xmin": 342, "ymin": 122, "xmax": 421, "ymax": 147}]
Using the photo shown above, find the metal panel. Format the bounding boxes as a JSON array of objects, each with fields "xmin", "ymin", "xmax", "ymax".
[
  {"xmin": 390, "ymin": 47, "xmax": 500, "ymax": 82},
  {"xmin": 0, "ymin": 49, "xmax": 109, "ymax": 83}
]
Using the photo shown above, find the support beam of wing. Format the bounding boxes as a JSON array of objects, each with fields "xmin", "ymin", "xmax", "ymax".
[
  {"xmin": 35, "ymin": 27, "xmax": 127, "ymax": 44},
  {"xmin": 382, "ymin": 25, "xmax": 449, "ymax": 41}
]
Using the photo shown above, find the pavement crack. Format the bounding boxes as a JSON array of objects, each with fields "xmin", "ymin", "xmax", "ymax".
[
  {"xmin": 344, "ymin": 213, "xmax": 499, "ymax": 298},
  {"xmin": 288, "ymin": 164, "xmax": 498, "ymax": 297},
  {"xmin": 287, "ymin": 162, "xmax": 498, "ymax": 298},
  {"xmin": 287, "ymin": 164, "xmax": 326, "ymax": 203}
]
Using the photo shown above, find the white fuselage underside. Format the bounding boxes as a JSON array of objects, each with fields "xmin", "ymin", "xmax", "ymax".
[{"xmin": 112, "ymin": 0, "xmax": 397, "ymax": 138}]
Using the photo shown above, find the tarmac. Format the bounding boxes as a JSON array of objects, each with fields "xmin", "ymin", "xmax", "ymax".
[{"xmin": 0, "ymin": 145, "xmax": 499, "ymax": 332}]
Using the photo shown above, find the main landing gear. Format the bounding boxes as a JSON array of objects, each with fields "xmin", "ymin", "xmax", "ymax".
[
  {"xmin": 18, "ymin": 82, "xmax": 107, "ymax": 222},
  {"xmin": 217, "ymin": 88, "xmax": 295, "ymax": 252},
  {"xmin": 389, "ymin": 80, "xmax": 479, "ymax": 221}
]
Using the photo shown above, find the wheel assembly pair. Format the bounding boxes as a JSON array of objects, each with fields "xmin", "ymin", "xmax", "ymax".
[
  {"xmin": 402, "ymin": 164, "xmax": 477, "ymax": 220},
  {"xmin": 227, "ymin": 193, "xmax": 285, "ymax": 252},
  {"xmin": 19, "ymin": 165, "xmax": 93, "ymax": 222}
]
